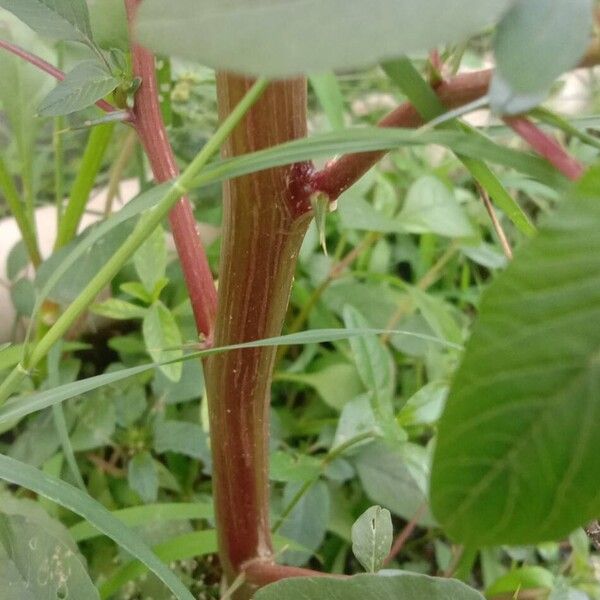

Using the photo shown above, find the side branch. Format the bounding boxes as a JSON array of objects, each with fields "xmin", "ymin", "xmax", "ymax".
[{"xmin": 124, "ymin": 0, "xmax": 218, "ymax": 341}]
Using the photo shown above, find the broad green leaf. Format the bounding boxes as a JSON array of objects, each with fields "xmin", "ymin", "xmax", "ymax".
[
  {"xmin": 0, "ymin": 0, "xmax": 94, "ymax": 44},
  {"xmin": 309, "ymin": 72, "xmax": 345, "ymax": 130},
  {"xmin": 0, "ymin": 454, "xmax": 196, "ymax": 600},
  {"xmin": 334, "ymin": 395, "xmax": 379, "ymax": 448},
  {"xmin": 38, "ymin": 60, "xmax": 119, "ymax": 116},
  {"xmin": 339, "ymin": 195, "xmax": 406, "ymax": 234},
  {"xmin": 0, "ymin": 328, "xmax": 457, "ymax": 428},
  {"xmin": 279, "ymin": 480, "xmax": 330, "ymax": 566},
  {"xmin": 355, "ymin": 441, "xmax": 436, "ymax": 526},
  {"xmin": 142, "ymin": 301, "xmax": 183, "ymax": 382},
  {"xmin": 351, "ymin": 505, "xmax": 393, "ymax": 573},
  {"xmin": 343, "ymin": 306, "xmax": 403, "ymax": 441},
  {"xmin": 88, "ymin": 0, "xmax": 128, "ymax": 49},
  {"xmin": 134, "ymin": 224, "xmax": 167, "ymax": 295},
  {"xmin": 153, "ymin": 420, "xmax": 210, "ymax": 461},
  {"xmin": 137, "ymin": 0, "xmax": 513, "ymax": 77},
  {"xmin": 491, "ymin": 0, "xmax": 593, "ymax": 114},
  {"xmin": 0, "ymin": 513, "xmax": 99, "ymax": 600},
  {"xmin": 128, "ymin": 451, "xmax": 159, "ymax": 503},
  {"xmin": 431, "ymin": 178, "xmax": 600, "ymax": 545},
  {"xmin": 399, "ymin": 176, "xmax": 474, "ymax": 238},
  {"xmin": 254, "ymin": 573, "xmax": 485, "ymax": 600},
  {"xmin": 90, "ymin": 297, "xmax": 148, "ymax": 320},
  {"xmin": 69, "ymin": 393, "xmax": 115, "ymax": 451}
]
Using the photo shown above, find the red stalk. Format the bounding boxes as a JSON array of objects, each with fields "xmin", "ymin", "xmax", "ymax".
[
  {"xmin": 504, "ymin": 116, "xmax": 584, "ymax": 181},
  {"xmin": 124, "ymin": 0, "xmax": 217, "ymax": 340}
]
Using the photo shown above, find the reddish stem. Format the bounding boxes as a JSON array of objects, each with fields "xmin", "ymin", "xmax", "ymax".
[
  {"xmin": 243, "ymin": 561, "xmax": 347, "ymax": 587},
  {"xmin": 0, "ymin": 39, "xmax": 118, "ymax": 114},
  {"xmin": 504, "ymin": 116, "xmax": 584, "ymax": 181},
  {"xmin": 124, "ymin": 0, "xmax": 217, "ymax": 341},
  {"xmin": 311, "ymin": 69, "xmax": 493, "ymax": 199}
]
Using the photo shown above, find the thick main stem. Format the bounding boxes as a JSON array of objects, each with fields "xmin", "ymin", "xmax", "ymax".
[{"xmin": 204, "ymin": 74, "xmax": 311, "ymax": 592}]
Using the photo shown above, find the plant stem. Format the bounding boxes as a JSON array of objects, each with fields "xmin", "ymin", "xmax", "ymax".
[
  {"xmin": 0, "ymin": 79, "xmax": 269, "ymax": 404},
  {"xmin": 203, "ymin": 74, "xmax": 313, "ymax": 595},
  {"xmin": 0, "ymin": 155, "xmax": 42, "ymax": 267},
  {"xmin": 504, "ymin": 116, "xmax": 585, "ymax": 181},
  {"xmin": 125, "ymin": 0, "xmax": 218, "ymax": 341},
  {"xmin": 55, "ymin": 123, "xmax": 116, "ymax": 248}
]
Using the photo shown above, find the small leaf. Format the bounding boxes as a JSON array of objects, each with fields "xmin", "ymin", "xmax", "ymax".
[
  {"xmin": 134, "ymin": 224, "xmax": 167, "ymax": 295},
  {"xmin": 343, "ymin": 306, "xmax": 404, "ymax": 441},
  {"xmin": 38, "ymin": 60, "xmax": 119, "ymax": 116},
  {"xmin": 399, "ymin": 176, "xmax": 475, "ymax": 238},
  {"xmin": 355, "ymin": 441, "xmax": 436, "ymax": 526},
  {"xmin": 142, "ymin": 301, "xmax": 183, "ymax": 382},
  {"xmin": 137, "ymin": 0, "xmax": 513, "ymax": 77},
  {"xmin": 490, "ymin": 0, "xmax": 593, "ymax": 114},
  {"xmin": 351, "ymin": 505, "xmax": 393, "ymax": 573},
  {"xmin": 91, "ymin": 298, "xmax": 148, "ymax": 320},
  {"xmin": 279, "ymin": 480, "xmax": 330, "ymax": 566},
  {"xmin": 0, "ymin": 0, "xmax": 94, "ymax": 44},
  {"xmin": 309, "ymin": 72, "xmax": 345, "ymax": 130},
  {"xmin": 254, "ymin": 573, "xmax": 485, "ymax": 600},
  {"xmin": 153, "ymin": 420, "xmax": 210, "ymax": 461},
  {"xmin": 128, "ymin": 451, "xmax": 159, "ymax": 503}
]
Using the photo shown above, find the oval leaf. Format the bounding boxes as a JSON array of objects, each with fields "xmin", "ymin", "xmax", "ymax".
[
  {"xmin": 254, "ymin": 573, "xmax": 485, "ymax": 600},
  {"xmin": 491, "ymin": 0, "xmax": 593, "ymax": 114},
  {"xmin": 142, "ymin": 301, "xmax": 183, "ymax": 382},
  {"xmin": 0, "ymin": 0, "xmax": 94, "ymax": 44},
  {"xmin": 137, "ymin": 0, "xmax": 514, "ymax": 77},
  {"xmin": 38, "ymin": 60, "xmax": 119, "ymax": 116},
  {"xmin": 431, "ymin": 177, "xmax": 600, "ymax": 545},
  {"xmin": 351, "ymin": 505, "xmax": 393, "ymax": 573}
]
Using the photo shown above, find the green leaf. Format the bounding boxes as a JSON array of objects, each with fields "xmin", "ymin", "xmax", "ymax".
[
  {"xmin": 91, "ymin": 297, "xmax": 147, "ymax": 320},
  {"xmin": 134, "ymin": 224, "xmax": 167, "ymax": 295},
  {"xmin": 276, "ymin": 360, "xmax": 365, "ymax": 411},
  {"xmin": 270, "ymin": 451, "xmax": 322, "ymax": 483},
  {"xmin": 36, "ymin": 219, "xmax": 134, "ymax": 306},
  {"xmin": 279, "ymin": 480, "xmax": 330, "ymax": 566},
  {"xmin": 38, "ymin": 60, "xmax": 118, "ymax": 117},
  {"xmin": 355, "ymin": 441, "xmax": 436, "ymax": 526},
  {"xmin": 142, "ymin": 301, "xmax": 183, "ymax": 382},
  {"xmin": 137, "ymin": 0, "xmax": 512, "ymax": 77},
  {"xmin": 399, "ymin": 176, "xmax": 474, "ymax": 238},
  {"xmin": 128, "ymin": 451, "xmax": 159, "ymax": 503},
  {"xmin": 343, "ymin": 306, "xmax": 403, "ymax": 441},
  {"xmin": 486, "ymin": 566, "xmax": 554, "ymax": 596},
  {"xmin": 491, "ymin": 0, "xmax": 593, "ymax": 114},
  {"xmin": 431, "ymin": 179, "xmax": 600, "ymax": 545},
  {"xmin": 309, "ymin": 73, "xmax": 345, "ymax": 130},
  {"xmin": 153, "ymin": 420, "xmax": 210, "ymax": 460},
  {"xmin": 351, "ymin": 506, "xmax": 393, "ymax": 573},
  {"xmin": 254, "ymin": 573, "xmax": 485, "ymax": 600},
  {"xmin": 0, "ymin": 0, "xmax": 94, "ymax": 44},
  {"xmin": 0, "ymin": 513, "xmax": 99, "ymax": 600},
  {"xmin": 0, "ymin": 454, "xmax": 196, "ymax": 600}
]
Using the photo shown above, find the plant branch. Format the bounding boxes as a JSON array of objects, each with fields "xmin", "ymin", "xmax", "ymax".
[
  {"xmin": 0, "ymin": 39, "xmax": 119, "ymax": 114},
  {"xmin": 479, "ymin": 186, "xmax": 513, "ymax": 260},
  {"xmin": 504, "ymin": 116, "xmax": 584, "ymax": 181},
  {"xmin": 124, "ymin": 0, "xmax": 218, "ymax": 342},
  {"xmin": 243, "ymin": 561, "xmax": 346, "ymax": 587}
]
